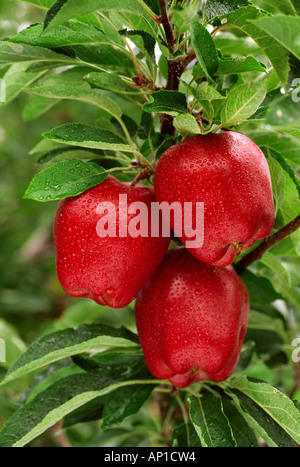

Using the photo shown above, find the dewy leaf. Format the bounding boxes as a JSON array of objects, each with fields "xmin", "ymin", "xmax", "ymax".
[
  {"xmin": 192, "ymin": 56, "xmax": 266, "ymax": 80},
  {"xmin": 226, "ymin": 6, "xmax": 290, "ymax": 85},
  {"xmin": 189, "ymin": 394, "xmax": 236, "ymax": 447},
  {"xmin": 216, "ymin": 56, "xmax": 266, "ymax": 75},
  {"xmin": 173, "ymin": 114, "xmax": 201, "ymax": 138},
  {"xmin": 0, "ymin": 373, "xmax": 158, "ymax": 447},
  {"xmin": 204, "ymin": 0, "xmax": 250, "ymax": 22},
  {"xmin": 249, "ymin": 16, "xmax": 300, "ymax": 61},
  {"xmin": 0, "ymin": 42, "xmax": 77, "ymax": 66},
  {"xmin": 143, "ymin": 90, "xmax": 187, "ymax": 116},
  {"xmin": 222, "ymin": 398, "xmax": 259, "ymax": 447},
  {"xmin": 23, "ymin": 159, "xmax": 108, "ymax": 202},
  {"xmin": 229, "ymin": 376, "xmax": 300, "ymax": 446},
  {"xmin": 10, "ymin": 22, "xmax": 117, "ymax": 48},
  {"xmin": 43, "ymin": 123, "xmax": 136, "ymax": 153},
  {"xmin": 44, "ymin": 0, "xmax": 146, "ymax": 32},
  {"xmin": 0, "ymin": 324, "xmax": 139, "ymax": 386},
  {"xmin": 25, "ymin": 84, "xmax": 123, "ymax": 120},
  {"xmin": 221, "ymin": 80, "xmax": 267, "ymax": 126},
  {"xmin": 191, "ymin": 21, "xmax": 219, "ymax": 82},
  {"xmin": 102, "ymin": 384, "xmax": 154, "ymax": 428}
]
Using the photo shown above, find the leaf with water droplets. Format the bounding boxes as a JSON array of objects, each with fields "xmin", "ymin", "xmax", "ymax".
[
  {"xmin": 0, "ymin": 323, "xmax": 140, "ymax": 387},
  {"xmin": 23, "ymin": 159, "xmax": 109, "ymax": 202},
  {"xmin": 189, "ymin": 394, "xmax": 236, "ymax": 447},
  {"xmin": 43, "ymin": 123, "xmax": 137, "ymax": 153}
]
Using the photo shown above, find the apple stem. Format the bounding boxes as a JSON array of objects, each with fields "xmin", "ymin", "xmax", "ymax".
[{"xmin": 235, "ymin": 214, "xmax": 300, "ymax": 273}]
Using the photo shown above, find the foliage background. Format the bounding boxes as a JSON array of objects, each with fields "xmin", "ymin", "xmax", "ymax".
[{"xmin": 0, "ymin": 0, "xmax": 299, "ymax": 448}]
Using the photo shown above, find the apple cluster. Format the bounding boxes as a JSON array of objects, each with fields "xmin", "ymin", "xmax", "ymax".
[{"xmin": 54, "ymin": 131, "xmax": 275, "ymax": 388}]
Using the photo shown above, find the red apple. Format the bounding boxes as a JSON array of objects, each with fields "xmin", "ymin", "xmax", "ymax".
[
  {"xmin": 135, "ymin": 248, "xmax": 250, "ymax": 388},
  {"xmin": 154, "ymin": 131, "xmax": 275, "ymax": 267},
  {"xmin": 54, "ymin": 175, "xmax": 171, "ymax": 308}
]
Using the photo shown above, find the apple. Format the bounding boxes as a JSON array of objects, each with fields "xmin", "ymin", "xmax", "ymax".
[
  {"xmin": 135, "ymin": 247, "xmax": 250, "ymax": 388},
  {"xmin": 154, "ymin": 131, "xmax": 275, "ymax": 267},
  {"xmin": 54, "ymin": 175, "xmax": 171, "ymax": 308}
]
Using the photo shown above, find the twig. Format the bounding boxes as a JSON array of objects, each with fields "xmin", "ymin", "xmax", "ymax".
[
  {"xmin": 236, "ymin": 214, "xmax": 300, "ymax": 273},
  {"xmin": 159, "ymin": 0, "xmax": 175, "ymax": 53}
]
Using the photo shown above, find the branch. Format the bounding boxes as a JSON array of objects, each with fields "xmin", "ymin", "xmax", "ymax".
[
  {"xmin": 159, "ymin": 0, "xmax": 175, "ymax": 53},
  {"xmin": 236, "ymin": 214, "xmax": 300, "ymax": 273}
]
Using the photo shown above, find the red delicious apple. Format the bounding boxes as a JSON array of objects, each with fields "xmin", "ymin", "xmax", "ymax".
[
  {"xmin": 135, "ymin": 247, "xmax": 250, "ymax": 388},
  {"xmin": 154, "ymin": 131, "xmax": 275, "ymax": 267},
  {"xmin": 54, "ymin": 175, "xmax": 171, "ymax": 308}
]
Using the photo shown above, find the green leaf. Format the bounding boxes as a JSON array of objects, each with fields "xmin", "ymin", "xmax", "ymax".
[
  {"xmin": 0, "ymin": 373, "xmax": 158, "ymax": 447},
  {"xmin": 189, "ymin": 394, "xmax": 236, "ymax": 447},
  {"xmin": 44, "ymin": 0, "xmax": 146, "ymax": 32},
  {"xmin": 196, "ymin": 82, "xmax": 225, "ymax": 101},
  {"xmin": 191, "ymin": 21, "xmax": 219, "ymax": 82},
  {"xmin": 214, "ymin": 33, "xmax": 262, "ymax": 56},
  {"xmin": 23, "ymin": 95, "xmax": 60, "ymax": 122},
  {"xmin": 16, "ymin": 0, "xmax": 55, "ymax": 8},
  {"xmin": 267, "ymin": 152, "xmax": 286, "ymax": 214},
  {"xmin": 25, "ymin": 84, "xmax": 123, "ymax": 120},
  {"xmin": 0, "ymin": 41, "xmax": 77, "ymax": 66},
  {"xmin": 0, "ymin": 320, "xmax": 27, "ymax": 369},
  {"xmin": 253, "ymin": 0, "xmax": 297, "ymax": 15},
  {"xmin": 265, "ymin": 91, "xmax": 300, "ymax": 128},
  {"xmin": 171, "ymin": 4, "xmax": 200, "ymax": 34},
  {"xmin": 171, "ymin": 420, "xmax": 202, "ymax": 447},
  {"xmin": 227, "ymin": 6, "xmax": 290, "ymax": 85},
  {"xmin": 173, "ymin": 114, "xmax": 201, "ymax": 138},
  {"xmin": 250, "ymin": 16, "xmax": 300, "ymax": 61},
  {"xmin": 260, "ymin": 251, "xmax": 292, "ymax": 287},
  {"xmin": 0, "ymin": 63, "xmax": 46, "ymax": 105},
  {"xmin": 36, "ymin": 147, "xmax": 103, "ymax": 165},
  {"xmin": 221, "ymin": 80, "xmax": 267, "ymax": 126},
  {"xmin": 192, "ymin": 57, "xmax": 266, "ymax": 80},
  {"xmin": 43, "ymin": 123, "xmax": 136, "ymax": 153},
  {"xmin": 102, "ymin": 384, "xmax": 154, "ymax": 428},
  {"xmin": 62, "ymin": 395, "xmax": 106, "ymax": 427},
  {"xmin": 240, "ymin": 270, "xmax": 282, "ymax": 305},
  {"xmin": 266, "ymin": 147, "xmax": 300, "ymax": 200},
  {"xmin": 217, "ymin": 56, "xmax": 266, "ymax": 75},
  {"xmin": 229, "ymin": 376, "xmax": 300, "ymax": 446},
  {"xmin": 141, "ymin": 0, "xmax": 160, "ymax": 16},
  {"xmin": 84, "ymin": 72, "xmax": 141, "ymax": 95},
  {"xmin": 222, "ymin": 398, "xmax": 259, "ymax": 447},
  {"xmin": 247, "ymin": 310, "xmax": 285, "ymax": 335},
  {"xmin": 143, "ymin": 90, "xmax": 187, "ymax": 116},
  {"xmin": 246, "ymin": 130, "xmax": 300, "ymax": 166},
  {"xmin": 0, "ymin": 324, "xmax": 139, "ymax": 386},
  {"xmin": 23, "ymin": 159, "xmax": 108, "ymax": 202},
  {"xmin": 205, "ymin": 0, "xmax": 250, "ymax": 22},
  {"xmin": 119, "ymin": 29, "xmax": 156, "ymax": 62},
  {"xmin": 9, "ymin": 22, "xmax": 114, "ymax": 48}
]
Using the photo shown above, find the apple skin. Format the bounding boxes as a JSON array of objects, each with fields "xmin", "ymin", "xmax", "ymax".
[
  {"xmin": 154, "ymin": 131, "xmax": 275, "ymax": 267},
  {"xmin": 53, "ymin": 175, "xmax": 171, "ymax": 308},
  {"xmin": 135, "ymin": 248, "xmax": 249, "ymax": 388}
]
